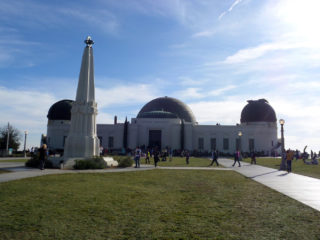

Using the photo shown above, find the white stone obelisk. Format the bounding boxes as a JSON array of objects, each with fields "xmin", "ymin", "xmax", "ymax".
[{"xmin": 63, "ymin": 36, "xmax": 100, "ymax": 167}]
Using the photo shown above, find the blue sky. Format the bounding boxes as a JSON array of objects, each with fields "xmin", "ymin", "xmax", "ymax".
[{"xmin": 1, "ymin": 0, "xmax": 320, "ymax": 152}]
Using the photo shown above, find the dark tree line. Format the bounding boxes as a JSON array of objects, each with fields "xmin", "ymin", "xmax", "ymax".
[{"xmin": 0, "ymin": 124, "xmax": 22, "ymax": 151}]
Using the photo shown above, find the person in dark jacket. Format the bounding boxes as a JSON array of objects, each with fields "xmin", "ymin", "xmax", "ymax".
[
  {"xmin": 185, "ymin": 151, "xmax": 190, "ymax": 164},
  {"xmin": 210, "ymin": 150, "xmax": 219, "ymax": 166},
  {"xmin": 250, "ymin": 151, "xmax": 256, "ymax": 164},
  {"xmin": 39, "ymin": 144, "xmax": 48, "ymax": 170},
  {"xmin": 154, "ymin": 149, "xmax": 160, "ymax": 167},
  {"xmin": 232, "ymin": 150, "xmax": 241, "ymax": 167}
]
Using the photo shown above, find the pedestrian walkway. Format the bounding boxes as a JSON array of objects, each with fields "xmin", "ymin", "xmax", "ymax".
[
  {"xmin": 1, "ymin": 159, "xmax": 320, "ymax": 212},
  {"xmin": 0, "ymin": 163, "xmax": 155, "ymax": 183},
  {"xmin": 157, "ymin": 166, "xmax": 231, "ymax": 171},
  {"xmin": 218, "ymin": 158, "xmax": 320, "ymax": 211}
]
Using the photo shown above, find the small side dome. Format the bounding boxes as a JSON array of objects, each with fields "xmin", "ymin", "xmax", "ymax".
[
  {"xmin": 240, "ymin": 99, "xmax": 276, "ymax": 123},
  {"xmin": 137, "ymin": 96, "xmax": 196, "ymax": 122},
  {"xmin": 47, "ymin": 99, "xmax": 74, "ymax": 120},
  {"xmin": 138, "ymin": 111, "xmax": 179, "ymax": 119}
]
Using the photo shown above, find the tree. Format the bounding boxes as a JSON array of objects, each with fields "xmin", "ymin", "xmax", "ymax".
[{"xmin": 0, "ymin": 124, "xmax": 22, "ymax": 151}]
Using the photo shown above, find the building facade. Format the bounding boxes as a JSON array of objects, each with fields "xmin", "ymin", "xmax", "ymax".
[{"xmin": 46, "ymin": 97, "xmax": 279, "ymax": 155}]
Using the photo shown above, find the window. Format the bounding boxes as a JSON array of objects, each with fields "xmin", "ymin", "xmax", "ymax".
[
  {"xmin": 108, "ymin": 136, "xmax": 114, "ymax": 148},
  {"xmin": 63, "ymin": 136, "xmax": 67, "ymax": 146},
  {"xmin": 210, "ymin": 138, "xmax": 216, "ymax": 150},
  {"xmin": 249, "ymin": 139, "xmax": 255, "ymax": 151},
  {"xmin": 223, "ymin": 138, "xmax": 229, "ymax": 150},
  {"xmin": 198, "ymin": 138, "xmax": 204, "ymax": 150}
]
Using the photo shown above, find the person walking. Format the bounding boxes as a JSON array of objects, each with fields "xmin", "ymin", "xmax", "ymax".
[
  {"xmin": 286, "ymin": 149, "xmax": 294, "ymax": 173},
  {"xmin": 145, "ymin": 150, "xmax": 150, "ymax": 164},
  {"xmin": 250, "ymin": 151, "xmax": 256, "ymax": 164},
  {"xmin": 154, "ymin": 149, "xmax": 160, "ymax": 167},
  {"xmin": 232, "ymin": 150, "xmax": 241, "ymax": 167},
  {"xmin": 185, "ymin": 151, "xmax": 190, "ymax": 164},
  {"xmin": 134, "ymin": 147, "xmax": 141, "ymax": 168},
  {"xmin": 210, "ymin": 150, "xmax": 219, "ymax": 166},
  {"xmin": 169, "ymin": 148, "xmax": 173, "ymax": 162},
  {"xmin": 39, "ymin": 144, "xmax": 48, "ymax": 170}
]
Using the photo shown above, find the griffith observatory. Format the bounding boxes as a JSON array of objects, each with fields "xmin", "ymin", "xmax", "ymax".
[
  {"xmin": 45, "ymin": 37, "xmax": 280, "ymax": 157},
  {"xmin": 47, "ymin": 97, "xmax": 279, "ymax": 155}
]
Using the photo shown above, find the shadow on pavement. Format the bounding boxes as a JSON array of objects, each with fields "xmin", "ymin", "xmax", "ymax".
[{"xmin": 248, "ymin": 170, "xmax": 279, "ymax": 179}]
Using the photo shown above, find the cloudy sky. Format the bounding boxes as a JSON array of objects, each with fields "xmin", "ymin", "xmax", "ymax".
[{"xmin": 1, "ymin": 0, "xmax": 319, "ymax": 152}]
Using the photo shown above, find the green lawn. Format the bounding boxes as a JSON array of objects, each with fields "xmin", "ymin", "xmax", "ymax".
[
  {"xmin": 1, "ymin": 170, "xmax": 319, "ymax": 239},
  {"xmin": 142, "ymin": 156, "xmax": 220, "ymax": 167},
  {"xmin": 0, "ymin": 158, "xmax": 28, "ymax": 163},
  {"xmin": 243, "ymin": 157, "xmax": 320, "ymax": 179}
]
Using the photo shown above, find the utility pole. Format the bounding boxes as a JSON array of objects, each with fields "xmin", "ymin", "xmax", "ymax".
[{"xmin": 6, "ymin": 122, "xmax": 9, "ymax": 156}]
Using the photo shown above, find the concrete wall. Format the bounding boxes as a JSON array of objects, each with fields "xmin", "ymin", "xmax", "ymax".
[
  {"xmin": 47, "ymin": 118, "xmax": 278, "ymax": 155},
  {"xmin": 47, "ymin": 120, "xmax": 70, "ymax": 150}
]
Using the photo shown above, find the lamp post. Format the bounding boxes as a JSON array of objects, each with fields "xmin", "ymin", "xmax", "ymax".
[
  {"xmin": 24, "ymin": 131, "xmax": 28, "ymax": 158},
  {"xmin": 279, "ymin": 119, "xmax": 286, "ymax": 170},
  {"xmin": 238, "ymin": 130, "xmax": 242, "ymax": 154}
]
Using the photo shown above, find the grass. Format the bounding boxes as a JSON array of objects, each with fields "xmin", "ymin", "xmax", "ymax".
[
  {"xmin": 243, "ymin": 157, "xmax": 320, "ymax": 179},
  {"xmin": 142, "ymin": 156, "xmax": 221, "ymax": 167},
  {"xmin": 1, "ymin": 170, "xmax": 320, "ymax": 239},
  {"xmin": 0, "ymin": 169, "xmax": 10, "ymax": 174},
  {"xmin": 0, "ymin": 158, "xmax": 28, "ymax": 163}
]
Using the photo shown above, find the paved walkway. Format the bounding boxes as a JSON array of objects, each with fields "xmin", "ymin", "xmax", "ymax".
[
  {"xmin": 0, "ymin": 163, "xmax": 156, "ymax": 183},
  {"xmin": 218, "ymin": 158, "xmax": 320, "ymax": 211},
  {"xmin": 1, "ymin": 159, "xmax": 320, "ymax": 211}
]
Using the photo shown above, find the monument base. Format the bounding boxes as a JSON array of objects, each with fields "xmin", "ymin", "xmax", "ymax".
[{"xmin": 62, "ymin": 156, "xmax": 119, "ymax": 169}]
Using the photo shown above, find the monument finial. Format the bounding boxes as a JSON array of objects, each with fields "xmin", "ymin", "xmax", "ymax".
[{"xmin": 84, "ymin": 36, "xmax": 94, "ymax": 46}]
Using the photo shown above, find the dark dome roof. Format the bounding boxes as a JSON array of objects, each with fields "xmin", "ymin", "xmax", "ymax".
[
  {"xmin": 47, "ymin": 99, "xmax": 74, "ymax": 120},
  {"xmin": 240, "ymin": 99, "xmax": 276, "ymax": 123},
  {"xmin": 137, "ymin": 96, "xmax": 196, "ymax": 122},
  {"xmin": 138, "ymin": 111, "xmax": 179, "ymax": 119}
]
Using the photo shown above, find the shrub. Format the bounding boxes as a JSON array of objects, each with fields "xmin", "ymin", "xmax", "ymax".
[
  {"xmin": 25, "ymin": 154, "xmax": 53, "ymax": 168},
  {"xmin": 116, "ymin": 156, "xmax": 134, "ymax": 168},
  {"xmin": 73, "ymin": 157, "xmax": 107, "ymax": 170}
]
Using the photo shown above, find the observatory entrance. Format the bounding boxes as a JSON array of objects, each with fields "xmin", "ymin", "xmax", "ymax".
[{"xmin": 149, "ymin": 130, "xmax": 161, "ymax": 149}]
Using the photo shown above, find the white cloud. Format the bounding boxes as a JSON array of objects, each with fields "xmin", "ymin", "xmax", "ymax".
[
  {"xmin": 219, "ymin": 0, "xmax": 243, "ymax": 20},
  {"xmin": 174, "ymin": 87, "xmax": 203, "ymax": 100},
  {"xmin": 189, "ymin": 99, "xmax": 244, "ymax": 125},
  {"xmin": 96, "ymin": 84, "xmax": 158, "ymax": 109},
  {"xmin": 222, "ymin": 42, "xmax": 300, "ymax": 64},
  {"xmin": 0, "ymin": 86, "xmax": 57, "ymax": 149},
  {"xmin": 192, "ymin": 30, "xmax": 215, "ymax": 38},
  {"xmin": 209, "ymin": 85, "xmax": 236, "ymax": 96}
]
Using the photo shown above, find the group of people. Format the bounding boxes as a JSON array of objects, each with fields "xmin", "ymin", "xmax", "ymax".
[{"xmin": 133, "ymin": 147, "xmax": 168, "ymax": 168}]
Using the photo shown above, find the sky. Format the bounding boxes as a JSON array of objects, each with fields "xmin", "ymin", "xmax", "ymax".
[{"xmin": 0, "ymin": 0, "xmax": 319, "ymax": 152}]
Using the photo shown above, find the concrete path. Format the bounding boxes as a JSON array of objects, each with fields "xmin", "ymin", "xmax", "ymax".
[
  {"xmin": 0, "ymin": 163, "xmax": 230, "ymax": 183},
  {"xmin": 218, "ymin": 158, "xmax": 320, "ymax": 211},
  {"xmin": 0, "ymin": 163, "xmax": 156, "ymax": 183},
  {"xmin": 1, "ymin": 159, "xmax": 320, "ymax": 212}
]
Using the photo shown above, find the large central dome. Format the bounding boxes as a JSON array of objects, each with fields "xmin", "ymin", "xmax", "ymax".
[{"xmin": 137, "ymin": 96, "xmax": 196, "ymax": 123}]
